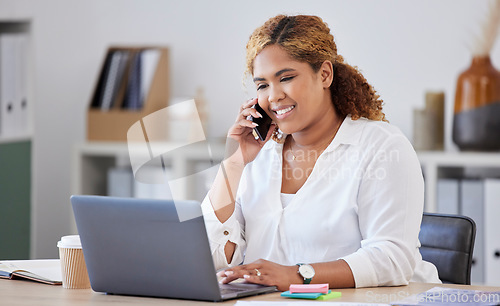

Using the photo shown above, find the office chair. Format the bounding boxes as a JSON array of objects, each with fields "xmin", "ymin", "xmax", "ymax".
[{"xmin": 418, "ymin": 212, "xmax": 476, "ymax": 285}]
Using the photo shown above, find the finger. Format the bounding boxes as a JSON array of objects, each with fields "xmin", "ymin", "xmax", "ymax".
[
  {"xmin": 219, "ymin": 271, "xmax": 240, "ymax": 284},
  {"xmin": 236, "ymin": 118, "xmax": 258, "ymax": 129},
  {"xmin": 235, "ymin": 108, "xmax": 260, "ymax": 126},
  {"xmin": 233, "ymin": 264, "xmax": 264, "ymax": 277},
  {"xmin": 243, "ymin": 274, "xmax": 268, "ymax": 286},
  {"xmin": 216, "ymin": 270, "xmax": 230, "ymax": 278},
  {"xmin": 220, "ymin": 268, "xmax": 253, "ymax": 284},
  {"xmin": 240, "ymin": 98, "xmax": 258, "ymax": 111},
  {"xmin": 217, "ymin": 269, "xmax": 240, "ymax": 283},
  {"xmin": 243, "ymin": 272, "xmax": 276, "ymax": 288},
  {"xmin": 240, "ymin": 107, "xmax": 262, "ymax": 120}
]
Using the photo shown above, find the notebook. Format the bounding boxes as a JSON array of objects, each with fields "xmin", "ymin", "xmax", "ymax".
[{"xmin": 70, "ymin": 195, "xmax": 276, "ymax": 301}]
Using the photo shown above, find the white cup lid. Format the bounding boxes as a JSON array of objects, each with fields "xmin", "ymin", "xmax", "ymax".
[{"xmin": 57, "ymin": 235, "xmax": 82, "ymax": 249}]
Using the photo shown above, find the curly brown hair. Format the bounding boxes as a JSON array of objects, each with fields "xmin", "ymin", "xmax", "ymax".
[{"xmin": 246, "ymin": 14, "xmax": 386, "ymax": 122}]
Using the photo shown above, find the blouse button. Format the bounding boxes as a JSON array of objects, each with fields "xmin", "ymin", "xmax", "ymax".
[{"xmin": 223, "ymin": 230, "xmax": 229, "ymax": 236}]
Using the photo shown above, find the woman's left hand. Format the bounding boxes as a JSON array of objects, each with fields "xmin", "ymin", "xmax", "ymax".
[{"xmin": 217, "ymin": 259, "xmax": 302, "ymax": 292}]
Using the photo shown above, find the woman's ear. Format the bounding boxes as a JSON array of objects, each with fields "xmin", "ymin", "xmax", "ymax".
[{"xmin": 319, "ymin": 60, "xmax": 334, "ymax": 88}]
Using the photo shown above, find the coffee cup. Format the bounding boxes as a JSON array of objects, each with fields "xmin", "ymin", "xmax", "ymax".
[{"xmin": 57, "ymin": 235, "xmax": 91, "ymax": 289}]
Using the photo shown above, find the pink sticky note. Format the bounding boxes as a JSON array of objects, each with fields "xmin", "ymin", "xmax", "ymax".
[{"xmin": 289, "ymin": 283, "xmax": 329, "ymax": 294}]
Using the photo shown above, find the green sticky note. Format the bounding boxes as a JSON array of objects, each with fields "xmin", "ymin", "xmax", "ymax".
[{"xmin": 316, "ymin": 291, "xmax": 342, "ymax": 300}]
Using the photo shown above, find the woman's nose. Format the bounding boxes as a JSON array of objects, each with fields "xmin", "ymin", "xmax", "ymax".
[{"xmin": 268, "ymin": 85, "xmax": 286, "ymax": 103}]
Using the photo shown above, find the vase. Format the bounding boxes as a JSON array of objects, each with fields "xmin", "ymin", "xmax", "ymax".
[{"xmin": 452, "ymin": 56, "xmax": 500, "ymax": 151}]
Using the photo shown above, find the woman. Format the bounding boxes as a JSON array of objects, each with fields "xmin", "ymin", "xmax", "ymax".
[{"xmin": 201, "ymin": 14, "xmax": 440, "ymax": 291}]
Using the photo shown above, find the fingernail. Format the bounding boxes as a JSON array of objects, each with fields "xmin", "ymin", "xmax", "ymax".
[
  {"xmin": 243, "ymin": 275, "xmax": 250, "ymax": 279},
  {"xmin": 216, "ymin": 271, "xmax": 224, "ymax": 277},
  {"xmin": 225, "ymin": 271, "xmax": 234, "ymax": 276},
  {"xmin": 256, "ymin": 112, "xmax": 263, "ymax": 118},
  {"xmin": 252, "ymin": 122, "xmax": 259, "ymax": 126},
  {"xmin": 219, "ymin": 277, "xmax": 226, "ymax": 284}
]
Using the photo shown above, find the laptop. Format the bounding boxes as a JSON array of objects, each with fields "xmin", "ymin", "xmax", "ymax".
[{"xmin": 70, "ymin": 195, "xmax": 276, "ymax": 301}]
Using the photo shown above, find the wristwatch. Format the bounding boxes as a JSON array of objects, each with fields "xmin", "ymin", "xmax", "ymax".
[{"xmin": 297, "ymin": 263, "xmax": 315, "ymax": 284}]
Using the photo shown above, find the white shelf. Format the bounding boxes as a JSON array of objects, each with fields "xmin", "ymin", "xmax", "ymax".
[
  {"xmin": 418, "ymin": 151, "xmax": 500, "ymax": 167},
  {"xmin": 0, "ymin": 134, "xmax": 32, "ymax": 144},
  {"xmin": 417, "ymin": 151, "xmax": 500, "ymax": 212},
  {"xmin": 75, "ymin": 141, "xmax": 226, "ymax": 159},
  {"xmin": 72, "ymin": 140, "xmax": 226, "ymax": 196}
]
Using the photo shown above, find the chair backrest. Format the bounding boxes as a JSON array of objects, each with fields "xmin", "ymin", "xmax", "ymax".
[{"xmin": 418, "ymin": 212, "xmax": 476, "ymax": 285}]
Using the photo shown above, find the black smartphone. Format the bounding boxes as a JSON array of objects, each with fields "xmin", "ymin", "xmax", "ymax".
[{"xmin": 250, "ymin": 103, "xmax": 273, "ymax": 141}]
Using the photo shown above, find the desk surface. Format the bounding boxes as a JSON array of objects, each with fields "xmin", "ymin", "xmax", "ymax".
[{"xmin": 2, "ymin": 280, "xmax": 500, "ymax": 305}]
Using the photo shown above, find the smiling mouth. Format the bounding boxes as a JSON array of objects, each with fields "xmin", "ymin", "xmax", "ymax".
[{"xmin": 274, "ymin": 106, "xmax": 295, "ymax": 116}]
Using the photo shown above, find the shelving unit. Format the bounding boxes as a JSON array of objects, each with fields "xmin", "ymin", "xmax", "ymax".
[
  {"xmin": 417, "ymin": 151, "xmax": 500, "ymax": 212},
  {"xmin": 0, "ymin": 20, "xmax": 32, "ymax": 260}
]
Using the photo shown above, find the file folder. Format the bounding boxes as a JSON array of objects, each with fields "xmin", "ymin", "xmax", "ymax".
[
  {"xmin": 140, "ymin": 49, "xmax": 160, "ymax": 107},
  {"xmin": 14, "ymin": 33, "xmax": 29, "ymax": 135},
  {"xmin": 0, "ymin": 34, "xmax": 17, "ymax": 137}
]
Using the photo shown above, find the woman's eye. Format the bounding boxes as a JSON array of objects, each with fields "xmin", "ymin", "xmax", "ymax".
[
  {"xmin": 280, "ymin": 76, "xmax": 295, "ymax": 82},
  {"xmin": 257, "ymin": 84, "xmax": 268, "ymax": 91}
]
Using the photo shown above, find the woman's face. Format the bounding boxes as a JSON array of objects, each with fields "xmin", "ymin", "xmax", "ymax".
[{"xmin": 252, "ymin": 45, "xmax": 334, "ymax": 136}]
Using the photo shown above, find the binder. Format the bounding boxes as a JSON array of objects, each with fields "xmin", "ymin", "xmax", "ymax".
[
  {"xmin": 107, "ymin": 167, "xmax": 134, "ymax": 198},
  {"xmin": 99, "ymin": 50, "xmax": 129, "ymax": 111},
  {"xmin": 90, "ymin": 51, "xmax": 113, "ymax": 109},
  {"xmin": 122, "ymin": 51, "xmax": 142, "ymax": 110},
  {"xmin": 0, "ymin": 34, "xmax": 17, "ymax": 137},
  {"xmin": 14, "ymin": 33, "xmax": 28, "ymax": 135},
  {"xmin": 436, "ymin": 179, "xmax": 459, "ymax": 214},
  {"xmin": 140, "ymin": 49, "xmax": 160, "ymax": 107},
  {"xmin": 133, "ymin": 166, "xmax": 173, "ymax": 200},
  {"xmin": 484, "ymin": 178, "xmax": 500, "ymax": 286},
  {"xmin": 460, "ymin": 179, "xmax": 484, "ymax": 284}
]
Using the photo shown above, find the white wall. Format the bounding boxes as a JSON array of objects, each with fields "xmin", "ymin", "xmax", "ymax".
[{"xmin": 0, "ymin": 0, "xmax": 497, "ymax": 258}]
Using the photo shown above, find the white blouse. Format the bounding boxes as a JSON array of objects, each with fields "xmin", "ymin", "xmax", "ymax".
[{"xmin": 201, "ymin": 116, "xmax": 440, "ymax": 288}]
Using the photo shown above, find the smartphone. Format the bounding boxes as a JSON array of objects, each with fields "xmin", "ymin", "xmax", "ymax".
[{"xmin": 250, "ymin": 103, "xmax": 273, "ymax": 141}]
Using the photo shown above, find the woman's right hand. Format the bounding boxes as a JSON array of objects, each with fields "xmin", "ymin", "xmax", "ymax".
[{"xmin": 225, "ymin": 98, "xmax": 274, "ymax": 166}]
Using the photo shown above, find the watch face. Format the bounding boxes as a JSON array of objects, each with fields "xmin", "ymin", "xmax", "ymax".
[{"xmin": 299, "ymin": 264, "xmax": 315, "ymax": 278}]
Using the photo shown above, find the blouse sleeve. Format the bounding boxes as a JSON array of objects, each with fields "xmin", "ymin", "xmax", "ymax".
[
  {"xmin": 340, "ymin": 133, "xmax": 425, "ymax": 287},
  {"xmin": 201, "ymin": 181, "xmax": 247, "ymax": 270}
]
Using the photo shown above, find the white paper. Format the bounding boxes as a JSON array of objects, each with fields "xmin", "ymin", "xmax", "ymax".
[
  {"xmin": 392, "ymin": 286, "xmax": 500, "ymax": 305},
  {"xmin": 235, "ymin": 302, "xmax": 389, "ymax": 306},
  {"xmin": 0, "ymin": 259, "xmax": 62, "ymax": 282}
]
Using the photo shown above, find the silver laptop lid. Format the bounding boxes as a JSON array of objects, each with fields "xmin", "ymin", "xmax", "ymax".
[{"xmin": 71, "ymin": 195, "xmax": 223, "ymax": 301}]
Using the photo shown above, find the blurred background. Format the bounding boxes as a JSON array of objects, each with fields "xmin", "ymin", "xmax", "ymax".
[{"xmin": 0, "ymin": 0, "xmax": 499, "ymax": 285}]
